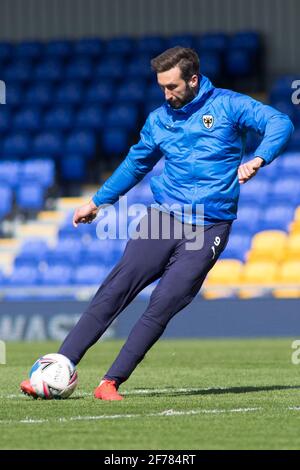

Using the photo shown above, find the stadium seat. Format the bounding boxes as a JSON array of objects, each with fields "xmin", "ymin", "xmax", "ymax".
[
  {"xmin": 8, "ymin": 266, "xmax": 39, "ymax": 286},
  {"xmin": 0, "ymin": 42, "xmax": 13, "ymax": 62},
  {"xmin": 279, "ymin": 152, "xmax": 300, "ymax": 177},
  {"xmin": 2, "ymin": 132, "xmax": 31, "ymax": 156},
  {"xmin": 21, "ymin": 159, "xmax": 55, "ymax": 188},
  {"xmin": 16, "ymin": 182, "xmax": 45, "ymax": 211},
  {"xmin": 136, "ymin": 36, "xmax": 166, "ymax": 55},
  {"xmin": 75, "ymin": 105, "xmax": 105, "ymax": 130},
  {"xmin": 106, "ymin": 104, "xmax": 138, "ymax": 130},
  {"xmin": 229, "ymin": 31, "xmax": 261, "ymax": 52},
  {"xmin": 270, "ymin": 75, "xmax": 299, "ymax": 102},
  {"xmin": 17, "ymin": 238, "xmax": 49, "ymax": 262},
  {"xmin": 14, "ymin": 41, "xmax": 43, "ymax": 60},
  {"xmin": 13, "ymin": 107, "xmax": 42, "ymax": 132},
  {"xmin": 269, "ymin": 178, "xmax": 300, "ymax": 205},
  {"xmin": 34, "ymin": 59, "xmax": 64, "ymax": 82},
  {"xmin": 105, "ymin": 37, "xmax": 135, "ymax": 56},
  {"xmin": 25, "ymin": 83, "xmax": 54, "ymax": 106},
  {"xmin": 126, "ymin": 55, "xmax": 153, "ymax": 79},
  {"xmin": 74, "ymin": 264, "xmax": 107, "ymax": 285},
  {"xmin": 273, "ymin": 261, "xmax": 300, "ymax": 298},
  {"xmin": 4, "ymin": 59, "xmax": 33, "ymax": 82},
  {"xmin": 33, "ymin": 131, "xmax": 63, "ymax": 157},
  {"xmin": 225, "ymin": 49, "xmax": 253, "ymax": 77},
  {"xmin": 0, "ymin": 161, "xmax": 20, "ymax": 188},
  {"xmin": 238, "ymin": 178, "xmax": 270, "ymax": 204},
  {"xmin": 285, "ymin": 234, "xmax": 300, "ymax": 260},
  {"xmin": 206, "ymin": 259, "xmax": 243, "ymax": 285},
  {"xmin": 54, "ymin": 81, "xmax": 84, "ymax": 105},
  {"xmin": 45, "ymin": 239, "xmax": 82, "ymax": 265},
  {"xmin": 95, "ymin": 57, "xmax": 124, "ymax": 79},
  {"xmin": 247, "ymin": 230, "xmax": 288, "ymax": 262},
  {"xmin": 235, "ymin": 205, "xmax": 262, "ymax": 233},
  {"xmin": 44, "ymin": 40, "xmax": 73, "ymax": 59},
  {"xmin": 85, "ymin": 81, "xmax": 114, "ymax": 105},
  {"xmin": 239, "ymin": 260, "xmax": 279, "ymax": 298},
  {"xmin": 74, "ymin": 38, "xmax": 104, "ymax": 58},
  {"xmin": 287, "ymin": 128, "xmax": 300, "ymax": 151},
  {"xmin": 102, "ymin": 128, "xmax": 129, "ymax": 155},
  {"xmin": 5, "ymin": 83, "xmax": 23, "ymax": 107},
  {"xmin": 220, "ymin": 230, "xmax": 252, "ymax": 261},
  {"xmin": 0, "ymin": 185, "xmax": 13, "ymax": 218},
  {"xmin": 165, "ymin": 34, "xmax": 195, "ymax": 49},
  {"xmin": 60, "ymin": 154, "xmax": 87, "ymax": 182},
  {"xmin": 116, "ymin": 79, "xmax": 146, "ymax": 103},
  {"xmin": 0, "ymin": 107, "xmax": 12, "ymax": 133},
  {"xmin": 40, "ymin": 264, "xmax": 73, "ymax": 285},
  {"xmin": 199, "ymin": 52, "xmax": 222, "ymax": 80},
  {"xmin": 43, "ymin": 106, "xmax": 74, "ymax": 131},
  {"xmin": 196, "ymin": 33, "xmax": 228, "ymax": 52},
  {"xmin": 65, "ymin": 130, "xmax": 96, "ymax": 158},
  {"xmin": 65, "ymin": 58, "xmax": 93, "ymax": 81},
  {"xmin": 258, "ymin": 204, "xmax": 295, "ymax": 232}
]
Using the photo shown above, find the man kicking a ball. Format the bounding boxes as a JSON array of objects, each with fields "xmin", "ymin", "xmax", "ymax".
[{"xmin": 21, "ymin": 47, "xmax": 293, "ymax": 400}]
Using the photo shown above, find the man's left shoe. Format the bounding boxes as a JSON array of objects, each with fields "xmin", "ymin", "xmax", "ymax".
[{"xmin": 20, "ymin": 379, "xmax": 38, "ymax": 398}]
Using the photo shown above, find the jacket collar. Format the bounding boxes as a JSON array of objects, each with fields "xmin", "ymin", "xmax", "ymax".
[{"xmin": 165, "ymin": 74, "xmax": 215, "ymax": 115}]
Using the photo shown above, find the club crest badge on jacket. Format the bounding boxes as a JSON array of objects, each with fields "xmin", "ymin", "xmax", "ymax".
[{"xmin": 202, "ymin": 114, "xmax": 214, "ymax": 129}]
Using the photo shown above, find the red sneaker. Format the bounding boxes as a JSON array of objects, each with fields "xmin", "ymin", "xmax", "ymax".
[
  {"xmin": 94, "ymin": 379, "xmax": 124, "ymax": 401},
  {"xmin": 20, "ymin": 379, "xmax": 38, "ymax": 399}
]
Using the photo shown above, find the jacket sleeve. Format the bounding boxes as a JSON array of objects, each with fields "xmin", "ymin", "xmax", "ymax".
[
  {"xmin": 229, "ymin": 92, "xmax": 294, "ymax": 166},
  {"xmin": 92, "ymin": 116, "xmax": 162, "ymax": 207}
]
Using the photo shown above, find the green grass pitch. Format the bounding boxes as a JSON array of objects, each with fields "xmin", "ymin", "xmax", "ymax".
[{"xmin": 1, "ymin": 338, "xmax": 300, "ymax": 450}]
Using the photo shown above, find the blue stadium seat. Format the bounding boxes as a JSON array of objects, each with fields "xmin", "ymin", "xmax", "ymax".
[
  {"xmin": 13, "ymin": 107, "xmax": 42, "ymax": 132},
  {"xmin": 116, "ymin": 80, "xmax": 146, "ymax": 103},
  {"xmin": 105, "ymin": 37, "xmax": 135, "ymax": 55},
  {"xmin": 65, "ymin": 58, "xmax": 93, "ymax": 80},
  {"xmin": 8, "ymin": 266, "xmax": 39, "ymax": 286},
  {"xmin": 83, "ymin": 239, "xmax": 123, "ymax": 266},
  {"xmin": 16, "ymin": 182, "xmax": 44, "ymax": 211},
  {"xmin": 136, "ymin": 36, "xmax": 166, "ymax": 55},
  {"xmin": 65, "ymin": 130, "xmax": 96, "ymax": 158},
  {"xmin": 235, "ymin": 204, "xmax": 262, "ymax": 233},
  {"xmin": 147, "ymin": 82, "xmax": 164, "ymax": 101},
  {"xmin": 286, "ymin": 128, "xmax": 300, "ymax": 151},
  {"xmin": 74, "ymin": 38, "xmax": 104, "ymax": 58},
  {"xmin": 60, "ymin": 154, "xmax": 87, "ymax": 182},
  {"xmin": 75, "ymin": 105, "xmax": 105, "ymax": 130},
  {"xmin": 220, "ymin": 230, "xmax": 252, "ymax": 261},
  {"xmin": 25, "ymin": 83, "xmax": 54, "ymax": 106},
  {"xmin": 54, "ymin": 81, "xmax": 84, "ymax": 105},
  {"xmin": 43, "ymin": 106, "xmax": 74, "ymax": 131},
  {"xmin": 2, "ymin": 132, "xmax": 31, "ymax": 156},
  {"xmin": 21, "ymin": 159, "xmax": 55, "ymax": 188},
  {"xmin": 17, "ymin": 238, "xmax": 49, "ymax": 265},
  {"xmin": 165, "ymin": 34, "xmax": 195, "ymax": 49},
  {"xmin": 196, "ymin": 33, "xmax": 228, "ymax": 52},
  {"xmin": 239, "ymin": 179, "xmax": 270, "ymax": 204},
  {"xmin": 259, "ymin": 204, "xmax": 295, "ymax": 231},
  {"xmin": 45, "ymin": 239, "xmax": 82, "ymax": 265},
  {"xmin": 229, "ymin": 31, "xmax": 261, "ymax": 52},
  {"xmin": 44, "ymin": 40, "xmax": 73, "ymax": 59},
  {"xmin": 269, "ymin": 177, "xmax": 300, "ymax": 204},
  {"xmin": 102, "ymin": 128, "xmax": 129, "ymax": 155},
  {"xmin": 199, "ymin": 52, "xmax": 222, "ymax": 80},
  {"xmin": 0, "ymin": 107, "xmax": 12, "ymax": 133},
  {"xmin": 225, "ymin": 49, "xmax": 253, "ymax": 77},
  {"xmin": 95, "ymin": 57, "xmax": 124, "ymax": 79},
  {"xmin": 279, "ymin": 152, "xmax": 300, "ymax": 177},
  {"xmin": 34, "ymin": 59, "xmax": 64, "ymax": 81},
  {"xmin": 85, "ymin": 81, "xmax": 114, "ymax": 105},
  {"xmin": 0, "ymin": 185, "xmax": 13, "ymax": 218},
  {"xmin": 106, "ymin": 104, "xmax": 138, "ymax": 130},
  {"xmin": 40, "ymin": 264, "xmax": 73, "ymax": 285},
  {"xmin": 4, "ymin": 59, "xmax": 32, "ymax": 82},
  {"xmin": 0, "ymin": 42, "xmax": 13, "ymax": 62},
  {"xmin": 5, "ymin": 83, "xmax": 23, "ymax": 107},
  {"xmin": 270, "ymin": 75, "xmax": 298, "ymax": 102},
  {"xmin": 0, "ymin": 161, "xmax": 20, "ymax": 187},
  {"xmin": 14, "ymin": 41, "xmax": 43, "ymax": 60},
  {"xmin": 33, "ymin": 131, "xmax": 63, "ymax": 156},
  {"xmin": 74, "ymin": 264, "xmax": 107, "ymax": 285},
  {"xmin": 126, "ymin": 55, "xmax": 153, "ymax": 79}
]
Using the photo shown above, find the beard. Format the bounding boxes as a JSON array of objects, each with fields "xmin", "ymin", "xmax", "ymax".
[{"xmin": 168, "ymin": 84, "xmax": 198, "ymax": 109}]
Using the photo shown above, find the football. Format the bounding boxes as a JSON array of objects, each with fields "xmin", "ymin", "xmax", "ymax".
[{"xmin": 29, "ymin": 353, "xmax": 78, "ymax": 399}]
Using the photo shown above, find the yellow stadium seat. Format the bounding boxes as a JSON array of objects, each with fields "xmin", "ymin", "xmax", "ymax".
[
  {"xmin": 273, "ymin": 261, "xmax": 300, "ymax": 298},
  {"xmin": 239, "ymin": 260, "xmax": 279, "ymax": 298},
  {"xmin": 294, "ymin": 206, "xmax": 300, "ymax": 222},
  {"xmin": 247, "ymin": 230, "xmax": 287, "ymax": 262},
  {"xmin": 285, "ymin": 234, "xmax": 300, "ymax": 260},
  {"xmin": 205, "ymin": 259, "xmax": 243, "ymax": 286}
]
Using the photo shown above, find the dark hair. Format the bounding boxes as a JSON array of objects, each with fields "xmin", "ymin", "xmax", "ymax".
[{"xmin": 151, "ymin": 46, "xmax": 200, "ymax": 82}]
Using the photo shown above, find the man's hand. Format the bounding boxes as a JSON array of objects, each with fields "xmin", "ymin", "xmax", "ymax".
[
  {"xmin": 238, "ymin": 156, "xmax": 264, "ymax": 184},
  {"xmin": 73, "ymin": 200, "xmax": 98, "ymax": 227}
]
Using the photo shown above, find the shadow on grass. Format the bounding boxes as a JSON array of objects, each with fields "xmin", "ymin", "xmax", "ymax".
[{"xmin": 125, "ymin": 385, "xmax": 300, "ymax": 398}]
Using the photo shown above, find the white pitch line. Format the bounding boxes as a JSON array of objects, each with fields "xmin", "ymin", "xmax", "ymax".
[{"xmin": 0, "ymin": 407, "xmax": 261, "ymax": 425}]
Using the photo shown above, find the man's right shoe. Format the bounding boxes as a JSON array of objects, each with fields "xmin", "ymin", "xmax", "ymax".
[
  {"xmin": 94, "ymin": 379, "xmax": 124, "ymax": 401},
  {"xmin": 20, "ymin": 379, "xmax": 38, "ymax": 399}
]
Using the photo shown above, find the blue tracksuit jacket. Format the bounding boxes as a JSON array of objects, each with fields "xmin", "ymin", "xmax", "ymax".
[{"xmin": 93, "ymin": 75, "xmax": 294, "ymax": 224}]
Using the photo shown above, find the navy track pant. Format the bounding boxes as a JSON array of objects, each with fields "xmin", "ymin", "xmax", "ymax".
[{"xmin": 59, "ymin": 209, "xmax": 232, "ymax": 386}]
